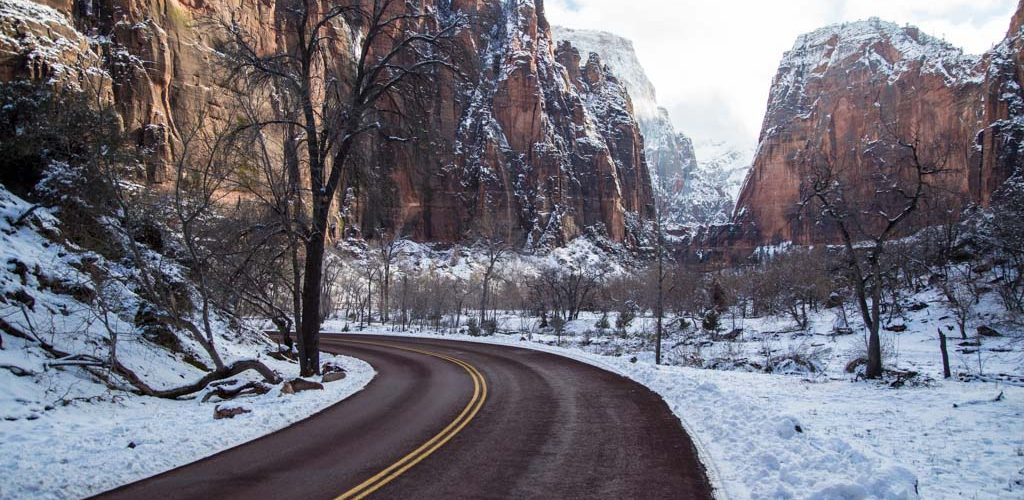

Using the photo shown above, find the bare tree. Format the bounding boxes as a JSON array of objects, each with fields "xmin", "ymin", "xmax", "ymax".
[
  {"xmin": 375, "ymin": 229, "xmax": 406, "ymax": 324},
  {"xmin": 0, "ymin": 82, "xmax": 281, "ymax": 397},
  {"xmin": 475, "ymin": 233, "xmax": 509, "ymax": 325},
  {"xmin": 986, "ymin": 174, "xmax": 1024, "ymax": 315},
  {"xmin": 217, "ymin": 1, "xmax": 463, "ymax": 375},
  {"xmin": 939, "ymin": 265, "xmax": 980, "ymax": 340},
  {"xmin": 359, "ymin": 261, "xmax": 381, "ymax": 326},
  {"xmin": 651, "ymin": 175, "xmax": 674, "ymax": 364},
  {"xmin": 169, "ymin": 105, "xmax": 236, "ymax": 372},
  {"xmin": 800, "ymin": 118, "xmax": 948, "ymax": 378},
  {"xmin": 754, "ymin": 249, "xmax": 831, "ymax": 330},
  {"xmin": 530, "ymin": 257, "xmax": 607, "ymax": 322}
]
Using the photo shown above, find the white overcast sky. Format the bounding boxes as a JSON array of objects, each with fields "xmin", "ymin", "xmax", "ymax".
[{"xmin": 546, "ymin": 0, "xmax": 1019, "ymax": 152}]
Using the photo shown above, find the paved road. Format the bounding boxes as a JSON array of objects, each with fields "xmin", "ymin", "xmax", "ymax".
[{"xmin": 96, "ymin": 335, "xmax": 713, "ymax": 499}]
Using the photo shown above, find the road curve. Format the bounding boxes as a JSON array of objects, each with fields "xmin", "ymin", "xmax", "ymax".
[{"xmin": 95, "ymin": 334, "xmax": 713, "ymax": 499}]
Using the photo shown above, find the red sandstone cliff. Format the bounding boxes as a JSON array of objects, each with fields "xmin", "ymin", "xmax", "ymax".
[
  {"xmin": 0, "ymin": 0, "xmax": 653, "ymax": 249},
  {"xmin": 727, "ymin": 6, "xmax": 1023, "ymax": 248}
]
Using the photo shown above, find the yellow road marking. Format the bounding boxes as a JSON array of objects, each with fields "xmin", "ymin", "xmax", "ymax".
[{"xmin": 332, "ymin": 339, "xmax": 488, "ymax": 500}]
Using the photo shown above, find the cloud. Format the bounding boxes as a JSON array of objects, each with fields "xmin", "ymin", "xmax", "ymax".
[
  {"xmin": 545, "ymin": 0, "xmax": 1018, "ymax": 151},
  {"xmin": 665, "ymin": 94, "xmax": 755, "ymax": 151}
]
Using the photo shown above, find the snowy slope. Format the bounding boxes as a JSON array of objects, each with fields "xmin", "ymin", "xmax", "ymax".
[{"xmin": 0, "ymin": 185, "xmax": 374, "ymax": 498}]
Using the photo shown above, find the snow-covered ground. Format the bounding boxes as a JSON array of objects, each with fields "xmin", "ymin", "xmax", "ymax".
[
  {"xmin": 3, "ymin": 173, "xmax": 1021, "ymax": 499},
  {"xmin": 0, "ymin": 184, "xmax": 375, "ymax": 499},
  {"xmin": 0, "ymin": 350, "xmax": 373, "ymax": 499},
  {"xmin": 326, "ymin": 312, "xmax": 1024, "ymax": 499}
]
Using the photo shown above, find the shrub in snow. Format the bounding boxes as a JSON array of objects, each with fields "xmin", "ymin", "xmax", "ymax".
[
  {"xmin": 549, "ymin": 315, "xmax": 567, "ymax": 344},
  {"xmin": 670, "ymin": 342, "xmax": 706, "ymax": 368},
  {"xmin": 702, "ymin": 309, "xmax": 722, "ymax": 336},
  {"xmin": 465, "ymin": 317, "xmax": 481, "ymax": 337},
  {"xmin": 614, "ymin": 307, "xmax": 635, "ymax": 336},
  {"xmin": 481, "ymin": 318, "xmax": 497, "ymax": 336},
  {"xmin": 676, "ymin": 317, "xmax": 692, "ymax": 332}
]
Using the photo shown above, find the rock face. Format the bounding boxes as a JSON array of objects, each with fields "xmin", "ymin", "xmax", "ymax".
[
  {"xmin": 684, "ymin": 141, "xmax": 753, "ymax": 226},
  {"xmin": 552, "ymin": 26, "xmax": 738, "ymax": 228},
  {"xmin": 0, "ymin": 0, "xmax": 654, "ymax": 249},
  {"xmin": 728, "ymin": 9, "xmax": 1024, "ymax": 247}
]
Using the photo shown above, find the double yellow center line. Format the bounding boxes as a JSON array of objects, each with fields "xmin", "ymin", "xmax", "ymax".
[{"xmin": 335, "ymin": 340, "xmax": 488, "ymax": 500}]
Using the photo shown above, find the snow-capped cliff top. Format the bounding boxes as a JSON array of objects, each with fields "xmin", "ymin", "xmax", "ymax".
[
  {"xmin": 762, "ymin": 17, "xmax": 985, "ymax": 129},
  {"xmin": 552, "ymin": 26, "xmax": 659, "ymax": 122},
  {"xmin": 782, "ymin": 17, "xmax": 980, "ymax": 85}
]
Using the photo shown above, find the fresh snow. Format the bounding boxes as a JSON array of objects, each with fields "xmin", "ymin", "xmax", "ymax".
[
  {"xmin": 769, "ymin": 17, "xmax": 982, "ymax": 124},
  {"xmin": 0, "ymin": 350, "xmax": 373, "ymax": 499},
  {"xmin": 322, "ymin": 274, "xmax": 1024, "ymax": 500},
  {"xmin": 0, "ymin": 184, "xmax": 375, "ymax": 499}
]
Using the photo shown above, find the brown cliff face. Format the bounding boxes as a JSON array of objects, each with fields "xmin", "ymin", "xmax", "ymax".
[
  {"xmin": 727, "ymin": 9, "xmax": 1024, "ymax": 249},
  {"xmin": 0, "ymin": 0, "xmax": 653, "ymax": 249}
]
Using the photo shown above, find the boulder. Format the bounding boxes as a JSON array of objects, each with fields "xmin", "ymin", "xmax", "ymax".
[
  {"xmin": 322, "ymin": 371, "xmax": 347, "ymax": 383},
  {"xmin": 977, "ymin": 325, "xmax": 1003, "ymax": 337},
  {"xmin": 281, "ymin": 378, "xmax": 324, "ymax": 395},
  {"xmin": 213, "ymin": 405, "xmax": 251, "ymax": 419}
]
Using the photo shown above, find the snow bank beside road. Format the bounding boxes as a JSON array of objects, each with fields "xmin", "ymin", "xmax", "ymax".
[
  {"xmin": 333, "ymin": 328, "xmax": 1023, "ymax": 499},
  {"xmin": 0, "ymin": 353, "xmax": 374, "ymax": 500}
]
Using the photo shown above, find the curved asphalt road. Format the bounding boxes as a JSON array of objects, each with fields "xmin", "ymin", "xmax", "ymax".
[{"xmin": 96, "ymin": 334, "xmax": 713, "ymax": 499}]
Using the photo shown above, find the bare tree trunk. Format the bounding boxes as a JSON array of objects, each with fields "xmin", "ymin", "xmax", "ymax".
[
  {"xmin": 655, "ymin": 254, "xmax": 664, "ymax": 365},
  {"xmin": 366, "ymin": 277, "xmax": 374, "ymax": 325},
  {"xmin": 401, "ymin": 275, "xmax": 409, "ymax": 330},
  {"xmin": 480, "ymin": 273, "xmax": 490, "ymax": 326},
  {"xmin": 298, "ymin": 200, "xmax": 328, "ymax": 376},
  {"xmin": 866, "ymin": 257, "xmax": 883, "ymax": 378},
  {"xmin": 381, "ymin": 259, "xmax": 391, "ymax": 323},
  {"xmin": 938, "ymin": 329, "xmax": 951, "ymax": 379}
]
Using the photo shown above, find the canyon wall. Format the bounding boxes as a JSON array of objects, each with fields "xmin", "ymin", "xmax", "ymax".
[
  {"xmin": 553, "ymin": 26, "xmax": 741, "ymax": 228},
  {"xmin": 0, "ymin": 0, "xmax": 654, "ymax": 249},
  {"xmin": 724, "ymin": 6, "xmax": 1023, "ymax": 249}
]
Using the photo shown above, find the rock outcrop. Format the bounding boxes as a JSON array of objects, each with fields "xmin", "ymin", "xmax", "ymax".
[
  {"xmin": 0, "ymin": 0, "xmax": 654, "ymax": 249},
  {"xmin": 553, "ymin": 26, "xmax": 754, "ymax": 228},
  {"xmin": 727, "ymin": 8, "xmax": 1024, "ymax": 248},
  {"xmin": 553, "ymin": 26, "xmax": 742, "ymax": 228}
]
